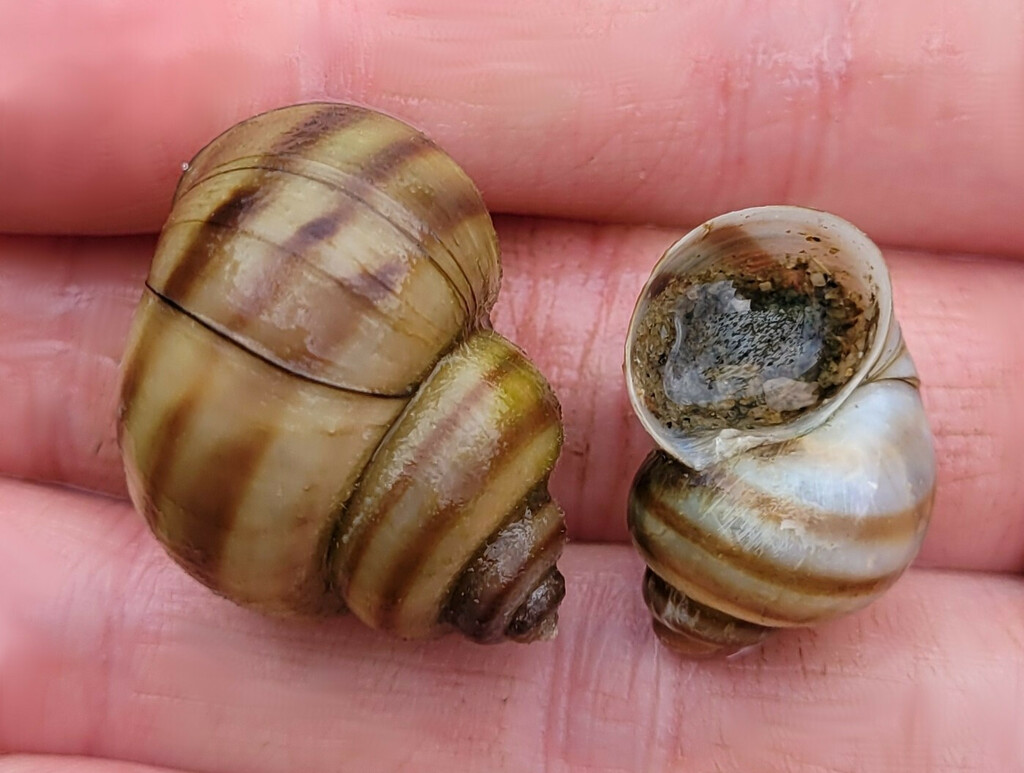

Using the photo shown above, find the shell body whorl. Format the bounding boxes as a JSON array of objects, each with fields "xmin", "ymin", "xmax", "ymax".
[
  {"xmin": 118, "ymin": 103, "xmax": 566, "ymax": 644},
  {"xmin": 624, "ymin": 206, "xmax": 936, "ymax": 656}
]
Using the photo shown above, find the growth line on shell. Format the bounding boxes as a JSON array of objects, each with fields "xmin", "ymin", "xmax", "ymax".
[{"xmin": 144, "ymin": 283, "xmax": 416, "ymax": 399}]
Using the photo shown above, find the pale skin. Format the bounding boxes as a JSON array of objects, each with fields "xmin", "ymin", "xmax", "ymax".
[{"xmin": 1, "ymin": 1, "xmax": 1023, "ymax": 771}]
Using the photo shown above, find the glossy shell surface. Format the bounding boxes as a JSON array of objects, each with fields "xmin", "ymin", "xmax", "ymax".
[
  {"xmin": 118, "ymin": 103, "xmax": 566, "ymax": 644},
  {"xmin": 625, "ymin": 206, "xmax": 936, "ymax": 656}
]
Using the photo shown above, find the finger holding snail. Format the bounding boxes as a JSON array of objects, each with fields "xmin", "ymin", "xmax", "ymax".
[{"xmin": 3, "ymin": 485, "xmax": 1023, "ymax": 772}]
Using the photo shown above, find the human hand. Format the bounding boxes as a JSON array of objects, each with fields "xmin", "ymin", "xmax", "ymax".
[{"xmin": 2, "ymin": 2, "xmax": 1022, "ymax": 771}]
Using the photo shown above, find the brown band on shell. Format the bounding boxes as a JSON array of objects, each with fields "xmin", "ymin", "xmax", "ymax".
[
  {"xmin": 160, "ymin": 133, "xmax": 430, "ymax": 314},
  {"xmin": 205, "ymin": 152, "xmax": 486, "ymax": 363},
  {"xmin": 334, "ymin": 351, "xmax": 522, "ymax": 586},
  {"xmin": 173, "ymin": 103, "xmax": 372, "ymax": 203},
  {"xmin": 445, "ymin": 494, "xmax": 566, "ymax": 643},
  {"xmin": 128, "ymin": 313, "xmax": 279, "ymax": 587},
  {"xmin": 160, "ymin": 104, "xmax": 367, "ymax": 303},
  {"xmin": 705, "ymin": 463, "xmax": 925, "ymax": 545},
  {"xmin": 371, "ymin": 387, "xmax": 556, "ymax": 632},
  {"xmin": 181, "ymin": 148, "xmax": 493, "ymax": 323},
  {"xmin": 118, "ymin": 290, "xmax": 165, "ymax": 437},
  {"xmin": 359, "ymin": 154, "xmax": 490, "ymax": 318},
  {"xmin": 633, "ymin": 477, "xmax": 900, "ymax": 598},
  {"xmin": 141, "ymin": 382, "xmax": 202, "ymax": 531},
  {"xmin": 157, "ymin": 220, "xmax": 410, "ymax": 385},
  {"xmin": 266, "ymin": 103, "xmax": 373, "ymax": 158},
  {"xmin": 339, "ymin": 345, "xmax": 553, "ymax": 610},
  {"xmin": 630, "ymin": 452, "xmax": 902, "ymax": 622},
  {"xmin": 171, "ymin": 423, "xmax": 275, "ymax": 587},
  {"xmin": 215, "ymin": 133, "xmax": 468, "ymax": 331},
  {"xmin": 144, "ymin": 282, "xmax": 386, "ymax": 395},
  {"xmin": 643, "ymin": 569, "xmax": 770, "ymax": 657},
  {"xmin": 155, "ymin": 109, "xmax": 496, "ymax": 394},
  {"xmin": 504, "ymin": 567, "xmax": 566, "ymax": 643},
  {"xmin": 317, "ymin": 144, "xmax": 483, "ymax": 321},
  {"xmin": 160, "ymin": 182, "xmax": 266, "ymax": 303}
]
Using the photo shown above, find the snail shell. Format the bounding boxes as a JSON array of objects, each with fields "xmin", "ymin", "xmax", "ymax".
[
  {"xmin": 117, "ymin": 102, "xmax": 566, "ymax": 644},
  {"xmin": 624, "ymin": 206, "xmax": 936, "ymax": 657}
]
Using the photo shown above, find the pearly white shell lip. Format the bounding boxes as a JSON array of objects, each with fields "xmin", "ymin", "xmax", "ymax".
[{"xmin": 624, "ymin": 205, "xmax": 908, "ymax": 471}]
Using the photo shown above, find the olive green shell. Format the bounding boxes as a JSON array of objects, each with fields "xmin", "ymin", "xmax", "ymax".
[{"xmin": 117, "ymin": 103, "xmax": 566, "ymax": 643}]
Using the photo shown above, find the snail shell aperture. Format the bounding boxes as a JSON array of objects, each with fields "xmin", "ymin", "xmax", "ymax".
[
  {"xmin": 117, "ymin": 102, "xmax": 566, "ymax": 644},
  {"xmin": 624, "ymin": 206, "xmax": 937, "ymax": 657}
]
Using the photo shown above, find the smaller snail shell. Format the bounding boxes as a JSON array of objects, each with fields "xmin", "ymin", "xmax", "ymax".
[{"xmin": 624, "ymin": 206, "xmax": 936, "ymax": 657}]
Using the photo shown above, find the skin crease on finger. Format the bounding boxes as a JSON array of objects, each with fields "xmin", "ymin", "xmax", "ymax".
[
  {"xmin": 0, "ymin": 480, "xmax": 1021, "ymax": 772},
  {"xmin": 1, "ymin": 0, "xmax": 1024, "ymax": 257},
  {"xmin": 0, "ymin": 220, "xmax": 1022, "ymax": 570}
]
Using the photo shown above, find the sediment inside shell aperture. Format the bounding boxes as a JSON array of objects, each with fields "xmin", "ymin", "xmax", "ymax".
[{"xmin": 630, "ymin": 253, "xmax": 872, "ymax": 432}]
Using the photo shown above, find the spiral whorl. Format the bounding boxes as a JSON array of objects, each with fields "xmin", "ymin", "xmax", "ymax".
[{"xmin": 330, "ymin": 330, "xmax": 566, "ymax": 641}]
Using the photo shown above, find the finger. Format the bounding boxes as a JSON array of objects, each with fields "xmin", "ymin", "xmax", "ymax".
[
  {"xmin": 2, "ymin": 1, "xmax": 1023, "ymax": 257},
  {"xmin": 0, "ymin": 236, "xmax": 150, "ymax": 497},
  {"xmin": 1, "ymin": 222, "xmax": 1023, "ymax": 570},
  {"xmin": 2, "ymin": 479, "xmax": 1022, "ymax": 772},
  {"xmin": 0, "ymin": 758, "xmax": 188, "ymax": 773}
]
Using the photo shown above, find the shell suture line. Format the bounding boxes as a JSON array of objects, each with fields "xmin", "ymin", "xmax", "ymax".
[{"xmin": 145, "ymin": 282, "xmax": 415, "ymax": 399}]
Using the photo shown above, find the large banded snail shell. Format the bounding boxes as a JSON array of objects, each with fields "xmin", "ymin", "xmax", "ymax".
[
  {"xmin": 117, "ymin": 102, "xmax": 567, "ymax": 644},
  {"xmin": 624, "ymin": 206, "xmax": 937, "ymax": 657}
]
